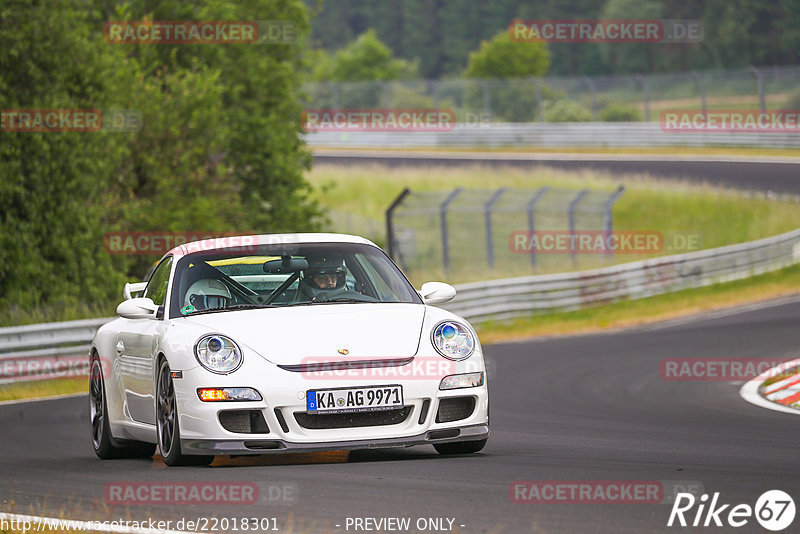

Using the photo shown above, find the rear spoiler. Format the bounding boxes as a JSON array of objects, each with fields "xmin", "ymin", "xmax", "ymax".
[{"xmin": 123, "ymin": 282, "xmax": 148, "ymax": 300}]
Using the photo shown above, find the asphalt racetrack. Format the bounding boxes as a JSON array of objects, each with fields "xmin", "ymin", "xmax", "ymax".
[{"xmin": 3, "ymin": 297, "xmax": 800, "ymax": 533}]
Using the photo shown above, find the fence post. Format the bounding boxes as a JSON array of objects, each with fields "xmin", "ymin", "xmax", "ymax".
[
  {"xmin": 481, "ymin": 80, "xmax": 491, "ymax": 116},
  {"xmin": 568, "ymin": 189, "xmax": 589, "ymax": 267},
  {"xmin": 484, "ymin": 188, "xmax": 507, "ymax": 268},
  {"xmin": 691, "ymin": 72, "xmax": 707, "ymax": 114},
  {"xmin": 440, "ymin": 188, "xmax": 463, "ymax": 272},
  {"xmin": 529, "ymin": 77, "xmax": 543, "ymax": 121},
  {"xmin": 634, "ymin": 75, "xmax": 650, "ymax": 122},
  {"xmin": 429, "ymin": 79, "xmax": 439, "ymax": 108},
  {"xmin": 328, "ymin": 82, "xmax": 340, "ymax": 109},
  {"xmin": 380, "ymin": 81, "xmax": 390, "ymax": 108},
  {"xmin": 385, "ymin": 188, "xmax": 411, "ymax": 264},
  {"xmin": 582, "ymin": 76, "xmax": 598, "ymax": 121},
  {"xmin": 603, "ymin": 185, "xmax": 626, "ymax": 260},
  {"xmin": 748, "ymin": 65, "xmax": 766, "ymax": 113},
  {"xmin": 527, "ymin": 187, "xmax": 549, "ymax": 268}
]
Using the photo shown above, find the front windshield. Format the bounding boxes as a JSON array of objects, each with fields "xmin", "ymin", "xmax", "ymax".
[{"xmin": 169, "ymin": 242, "xmax": 422, "ymax": 318}]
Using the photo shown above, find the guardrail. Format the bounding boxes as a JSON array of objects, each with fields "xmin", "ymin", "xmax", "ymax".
[
  {"xmin": 442, "ymin": 227, "xmax": 800, "ymax": 321},
  {"xmin": 0, "ymin": 318, "xmax": 109, "ymax": 385},
  {"xmin": 2, "ymin": 227, "xmax": 799, "ymax": 379},
  {"xmin": 305, "ymin": 123, "xmax": 800, "ymax": 149}
]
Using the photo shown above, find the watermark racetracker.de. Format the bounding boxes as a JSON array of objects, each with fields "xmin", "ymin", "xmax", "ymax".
[
  {"xmin": 1, "ymin": 109, "xmax": 142, "ymax": 132},
  {"xmin": 104, "ymin": 481, "xmax": 299, "ymax": 506},
  {"xmin": 104, "ymin": 232, "xmax": 260, "ymax": 255},
  {"xmin": 509, "ymin": 19, "xmax": 703, "ymax": 43},
  {"xmin": 0, "ymin": 355, "xmax": 112, "ymax": 383},
  {"xmin": 104, "ymin": 20, "xmax": 297, "ymax": 44},
  {"xmin": 660, "ymin": 358, "xmax": 797, "ymax": 381},
  {"xmin": 509, "ymin": 231, "xmax": 702, "ymax": 255},
  {"xmin": 302, "ymin": 108, "xmax": 456, "ymax": 132},
  {"xmin": 510, "ymin": 480, "xmax": 704, "ymax": 505},
  {"xmin": 661, "ymin": 110, "xmax": 800, "ymax": 133}
]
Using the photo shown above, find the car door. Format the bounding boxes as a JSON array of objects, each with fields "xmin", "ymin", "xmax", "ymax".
[{"xmin": 118, "ymin": 256, "xmax": 172, "ymax": 425}]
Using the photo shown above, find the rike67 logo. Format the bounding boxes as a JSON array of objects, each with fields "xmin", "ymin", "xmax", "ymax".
[{"xmin": 668, "ymin": 490, "xmax": 795, "ymax": 531}]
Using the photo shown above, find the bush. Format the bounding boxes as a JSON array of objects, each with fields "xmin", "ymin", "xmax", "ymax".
[
  {"xmin": 543, "ymin": 100, "xmax": 592, "ymax": 122},
  {"xmin": 598, "ymin": 103, "xmax": 643, "ymax": 122}
]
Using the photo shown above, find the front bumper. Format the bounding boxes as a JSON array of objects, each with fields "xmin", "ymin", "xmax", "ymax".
[
  {"xmin": 175, "ymin": 350, "xmax": 489, "ymax": 455},
  {"xmin": 181, "ymin": 423, "xmax": 489, "ymax": 455}
]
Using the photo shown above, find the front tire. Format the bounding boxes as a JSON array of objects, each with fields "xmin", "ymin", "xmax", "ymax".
[
  {"xmin": 156, "ymin": 358, "xmax": 213, "ymax": 467},
  {"xmin": 433, "ymin": 439, "xmax": 487, "ymax": 455},
  {"xmin": 90, "ymin": 355, "xmax": 155, "ymax": 459}
]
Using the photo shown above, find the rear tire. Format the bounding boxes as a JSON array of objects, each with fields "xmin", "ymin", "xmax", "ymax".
[
  {"xmin": 433, "ymin": 439, "xmax": 487, "ymax": 455},
  {"xmin": 156, "ymin": 358, "xmax": 213, "ymax": 467},
  {"xmin": 90, "ymin": 355, "xmax": 155, "ymax": 459}
]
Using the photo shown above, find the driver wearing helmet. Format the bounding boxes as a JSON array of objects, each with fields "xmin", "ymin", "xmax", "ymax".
[
  {"xmin": 300, "ymin": 254, "xmax": 347, "ymax": 302},
  {"xmin": 184, "ymin": 279, "xmax": 231, "ymax": 311}
]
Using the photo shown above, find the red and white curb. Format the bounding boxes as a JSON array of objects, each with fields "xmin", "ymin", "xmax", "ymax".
[{"xmin": 739, "ymin": 357, "xmax": 800, "ymax": 415}]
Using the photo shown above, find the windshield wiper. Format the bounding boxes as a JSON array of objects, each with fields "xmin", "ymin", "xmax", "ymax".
[
  {"xmin": 184, "ymin": 303, "xmax": 276, "ymax": 316},
  {"xmin": 280, "ymin": 298, "xmax": 371, "ymax": 307},
  {"xmin": 318, "ymin": 297, "xmax": 372, "ymax": 303}
]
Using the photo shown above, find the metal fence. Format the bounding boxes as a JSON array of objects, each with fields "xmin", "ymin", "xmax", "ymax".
[
  {"xmin": 303, "ymin": 65, "xmax": 800, "ymax": 123},
  {"xmin": 306, "ymin": 122, "xmax": 800, "ymax": 149},
  {"xmin": 442, "ymin": 226, "xmax": 800, "ymax": 321},
  {"xmin": 2, "ymin": 225, "xmax": 799, "ymax": 370},
  {"xmin": 386, "ymin": 186, "xmax": 625, "ymax": 279}
]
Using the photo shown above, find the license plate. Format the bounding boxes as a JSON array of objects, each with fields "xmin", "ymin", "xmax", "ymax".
[{"xmin": 306, "ymin": 385, "xmax": 403, "ymax": 414}]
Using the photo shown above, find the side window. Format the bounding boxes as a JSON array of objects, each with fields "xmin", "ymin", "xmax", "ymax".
[
  {"xmin": 144, "ymin": 257, "xmax": 173, "ymax": 307},
  {"xmin": 355, "ymin": 253, "xmax": 395, "ymax": 300}
]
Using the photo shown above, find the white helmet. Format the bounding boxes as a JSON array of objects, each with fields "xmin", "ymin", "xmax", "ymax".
[{"xmin": 185, "ymin": 279, "xmax": 231, "ymax": 310}]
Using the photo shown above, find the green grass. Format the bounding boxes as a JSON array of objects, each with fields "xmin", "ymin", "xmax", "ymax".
[
  {"xmin": 475, "ymin": 262, "xmax": 800, "ymax": 344},
  {"xmin": 308, "ymin": 163, "xmax": 800, "ymax": 285},
  {"xmin": 0, "ymin": 378, "xmax": 87, "ymax": 403}
]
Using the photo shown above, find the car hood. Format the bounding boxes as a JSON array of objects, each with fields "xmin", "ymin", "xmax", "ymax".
[{"xmin": 180, "ymin": 303, "xmax": 426, "ymax": 365}]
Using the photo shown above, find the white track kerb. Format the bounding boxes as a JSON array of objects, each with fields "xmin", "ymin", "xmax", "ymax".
[{"xmin": 739, "ymin": 357, "xmax": 800, "ymax": 415}]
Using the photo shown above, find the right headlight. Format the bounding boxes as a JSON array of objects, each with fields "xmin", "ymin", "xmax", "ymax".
[
  {"xmin": 431, "ymin": 321, "xmax": 475, "ymax": 361},
  {"xmin": 194, "ymin": 334, "xmax": 243, "ymax": 374}
]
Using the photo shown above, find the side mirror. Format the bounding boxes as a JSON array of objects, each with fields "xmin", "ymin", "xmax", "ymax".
[
  {"xmin": 117, "ymin": 297, "xmax": 159, "ymax": 319},
  {"xmin": 123, "ymin": 282, "xmax": 147, "ymax": 300},
  {"xmin": 419, "ymin": 282, "xmax": 456, "ymax": 305}
]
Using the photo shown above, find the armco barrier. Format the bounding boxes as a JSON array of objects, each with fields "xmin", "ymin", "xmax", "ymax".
[
  {"xmin": 442, "ymin": 227, "xmax": 800, "ymax": 321},
  {"xmin": 305, "ymin": 123, "xmax": 800, "ymax": 149},
  {"xmin": 2, "ymin": 227, "xmax": 799, "ymax": 377},
  {"xmin": 0, "ymin": 318, "xmax": 109, "ymax": 385}
]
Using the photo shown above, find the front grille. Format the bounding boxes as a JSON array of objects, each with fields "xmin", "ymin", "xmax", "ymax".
[
  {"xmin": 219, "ymin": 410, "xmax": 269, "ymax": 434},
  {"xmin": 294, "ymin": 406, "xmax": 413, "ymax": 430},
  {"xmin": 436, "ymin": 397, "xmax": 475, "ymax": 423},
  {"xmin": 274, "ymin": 408, "xmax": 290, "ymax": 433}
]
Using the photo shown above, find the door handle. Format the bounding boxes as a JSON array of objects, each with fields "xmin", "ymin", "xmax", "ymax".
[{"xmin": 116, "ymin": 340, "xmax": 125, "ymax": 355}]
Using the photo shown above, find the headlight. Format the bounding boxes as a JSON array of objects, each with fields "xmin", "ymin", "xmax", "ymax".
[
  {"xmin": 440, "ymin": 372, "xmax": 484, "ymax": 390},
  {"xmin": 197, "ymin": 387, "xmax": 261, "ymax": 402},
  {"xmin": 432, "ymin": 321, "xmax": 475, "ymax": 360},
  {"xmin": 194, "ymin": 334, "xmax": 243, "ymax": 374}
]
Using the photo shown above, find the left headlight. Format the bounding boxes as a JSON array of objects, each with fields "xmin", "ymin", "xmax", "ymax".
[
  {"xmin": 194, "ymin": 334, "xmax": 243, "ymax": 374},
  {"xmin": 432, "ymin": 321, "xmax": 475, "ymax": 360}
]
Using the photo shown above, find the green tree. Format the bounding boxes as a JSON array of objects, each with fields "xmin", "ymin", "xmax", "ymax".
[
  {"xmin": 0, "ymin": 0, "xmax": 129, "ymax": 317},
  {"xmin": 462, "ymin": 31, "xmax": 549, "ymax": 121},
  {"xmin": 464, "ymin": 30, "xmax": 549, "ymax": 78},
  {"xmin": 329, "ymin": 29, "xmax": 417, "ymax": 81}
]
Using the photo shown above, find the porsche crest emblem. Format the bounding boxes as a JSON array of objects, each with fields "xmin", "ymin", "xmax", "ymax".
[{"xmin": 337, "ymin": 348, "xmax": 349, "ymax": 355}]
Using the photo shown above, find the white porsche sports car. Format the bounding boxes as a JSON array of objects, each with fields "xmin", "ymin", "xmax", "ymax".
[{"xmin": 90, "ymin": 234, "xmax": 489, "ymax": 466}]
